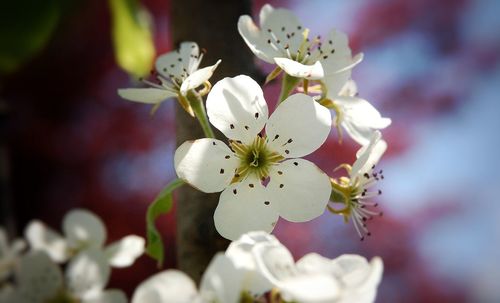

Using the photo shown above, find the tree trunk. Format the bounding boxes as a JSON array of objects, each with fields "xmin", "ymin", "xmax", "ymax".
[{"xmin": 171, "ymin": 0, "xmax": 258, "ymax": 283}]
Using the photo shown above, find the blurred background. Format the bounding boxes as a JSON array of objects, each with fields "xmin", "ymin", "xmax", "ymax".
[{"xmin": 1, "ymin": 0, "xmax": 500, "ymax": 302}]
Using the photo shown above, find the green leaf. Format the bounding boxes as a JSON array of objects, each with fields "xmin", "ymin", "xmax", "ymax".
[
  {"xmin": 109, "ymin": 0, "xmax": 155, "ymax": 77},
  {"xmin": 146, "ymin": 178, "xmax": 184, "ymax": 267},
  {"xmin": 0, "ymin": 0, "xmax": 61, "ymax": 75}
]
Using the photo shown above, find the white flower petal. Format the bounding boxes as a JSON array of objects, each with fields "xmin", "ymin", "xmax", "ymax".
[
  {"xmin": 259, "ymin": 5, "xmax": 304, "ymax": 54},
  {"xmin": 238, "ymin": 15, "xmax": 279, "ymax": 63},
  {"xmin": 66, "ymin": 250, "xmax": 110, "ymax": 298},
  {"xmin": 317, "ymin": 29, "xmax": 362, "ymax": 75},
  {"xmin": 225, "ymin": 232, "xmax": 281, "ymax": 295},
  {"xmin": 104, "ymin": 235, "xmax": 145, "ymax": 268},
  {"xmin": 279, "ymin": 274, "xmax": 340, "ymax": 303},
  {"xmin": 180, "ymin": 59, "xmax": 221, "ymax": 96},
  {"xmin": 342, "ymin": 122, "xmax": 375, "ymax": 146},
  {"xmin": 206, "ymin": 75, "xmax": 269, "ymax": 144},
  {"xmin": 336, "ymin": 96, "xmax": 391, "ymax": 129},
  {"xmin": 268, "ymin": 159, "xmax": 331, "ymax": 222},
  {"xmin": 323, "ymin": 69, "xmax": 352, "ymax": 98},
  {"xmin": 258, "ymin": 4, "xmax": 274, "ymax": 24},
  {"xmin": 266, "ymin": 93, "xmax": 331, "ymax": 158},
  {"xmin": 117, "ymin": 88, "xmax": 177, "ymax": 104},
  {"xmin": 330, "ymin": 255, "xmax": 383, "ymax": 303},
  {"xmin": 174, "ymin": 138, "xmax": 240, "ymax": 193},
  {"xmin": 83, "ymin": 290, "xmax": 127, "ymax": 303},
  {"xmin": 214, "ymin": 181, "xmax": 279, "ymax": 240},
  {"xmin": 251, "ymin": 236, "xmax": 297, "ymax": 284},
  {"xmin": 25, "ymin": 220, "xmax": 69, "ymax": 263},
  {"xmin": 63, "ymin": 209, "xmax": 107, "ymax": 250},
  {"xmin": 156, "ymin": 42, "xmax": 199, "ymax": 80},
  {"xmin": 351, "ymin": 131, "xmax": 387, "ymax": 179},
  {"xmin": 15, "ymin": 252, "xmax": 63, "ymax": 302},
  {"xmin": 274, "ymin": 58, "xmax": 324, "ymax": 79},
  {"xmin": 200, "ymin": 253, "xmax": 244, "ymax": 303},
  {"xmin": 339, "ymin": 79, "xmax": 358, "ymax": 97},
  {"xmin": 296, "ymin": 253, "xmax": 332, "ymax": 274},
  {"xmin": 131, "ymin": 270, "xmax": 199, "ymax": 303},
  {"xmin": 335, "ymin": 96, "xmax": 391, "ymax": 145}
]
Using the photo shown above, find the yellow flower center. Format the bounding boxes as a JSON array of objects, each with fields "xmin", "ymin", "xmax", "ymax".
[{"xmin": 229, "ymin": 136, "xmax": 284, "ymax": 182}]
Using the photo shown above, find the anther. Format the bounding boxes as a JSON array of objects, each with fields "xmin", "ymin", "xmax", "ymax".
[
  {"xmin": 264, "ymin": 201, "xmax": 270, "ymax": 205},
  {"xmin": 277, "ymin": 171, "xmax": 283, "ymax": 175},
  {"xmin": 293, "ymin": 161, "xmax": 298, "ymax": 166},
  {"xmin": 233, "ymin": 189, "xmax": 237, "ymax": 195},
  {"xmin": 225, "ymin": 155, "xmax": 230, "ymax": 159},
  {"xmin": 249, "ymin": 184, "xmax": 254, "ymax": 188},
  {"xmin": 285, "ymin": 150, "xmax": 290, "ymax": 154},
  {"xmin": 220, "ymin": 169, "xmax": 224, "ymax": 174},
  {"xmin": 244, "ymin": 125, "xmax": 249, "ymax": 130},
  {"xmin": 255, "ymin": 112, "xmax": 259, "ymax": 118},
  {"xmin": 230, "ymin": 124, "xmax": 235, "ymax": 129},
  {"xmin": 279, "ymin": 184, "xmax": 284, "ymax": 188}
]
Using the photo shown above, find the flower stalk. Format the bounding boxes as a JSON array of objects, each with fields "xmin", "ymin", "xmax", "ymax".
[
  {"xmin": 278, "ymin": 74, "xmax": 300, "ymax": 103},
  {"xmin": 186, "ymin": 91, "xmax": 215, "ymax": 139}
]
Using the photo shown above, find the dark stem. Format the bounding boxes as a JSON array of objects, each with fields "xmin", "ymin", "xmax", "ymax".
[{"xmin": 171, "ymin": 0, "xmax": 256, "ymax": 283}]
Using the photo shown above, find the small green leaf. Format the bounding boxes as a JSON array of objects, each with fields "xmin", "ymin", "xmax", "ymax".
[
  {"xmin": 109, "ymin": 0, "xmax": 155, "ymax": 77},
  {"xmin": 146, "ymin": 178, "xmax": 184, "ymax": 267},
  {"xmin": 0, "ymin": 0, "xmax": 61, "ymax": 75}
]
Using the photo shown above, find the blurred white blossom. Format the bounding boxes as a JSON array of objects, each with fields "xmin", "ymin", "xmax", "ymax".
[
  {"xmin": 7, "ymin": 250, "xmax": 126, "ymax": 303},
  {"xmin": 25, "ymin": 209, "xmax": 144, "ymax": 267}
]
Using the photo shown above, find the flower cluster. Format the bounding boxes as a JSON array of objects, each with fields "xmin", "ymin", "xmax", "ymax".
[
  {"xmin": 0, "ymin": 209, "xmax": 144, "ymax": 303},
  {"xmin": 105, "ymin": 2, "xmax": 391, "ymax": 302},
  {"xmin": 140, "ymin": 4, "xmax": 389, "ymax": 241},
  {"xmin": 131, "ymin": 231, "xmax": 383, "ymax": 303}
]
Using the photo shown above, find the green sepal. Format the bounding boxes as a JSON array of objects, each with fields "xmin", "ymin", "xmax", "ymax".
[
  {"xmin": 265, "ymin": 66, "xmax": 283, "ymax": 84},
  {"xmin": 146, "ymin": 178, "xmax": 185, "ymax": 267}
]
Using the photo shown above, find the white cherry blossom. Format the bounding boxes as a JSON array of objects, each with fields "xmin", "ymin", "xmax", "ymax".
[
  {"xmin": 330, "ymin": 80, "xmax": 391, "ymax": 145},
  {"xmin": 238, "ymin": 4, "xmax": 362, "ymax": 80},
  {"xmin": 131, "ymin": 253, "xmax": 245, "ymax": 303},
  {"xmin": 329, "ymin": 131, "xmax": 387, "ymax": 240},
  {"xmin": 9, "ymin": 250, "xmax": 126, "ymax": 303},
  {"xmin": 118, "ymin": 42, "xmax": 220, "ymax": 115},
  {"xmin": 296, "ymin": 253, "xmax": 383, "ymax": 303},
  {"xmin": 0, "ymin": 228, "xmax": 26, "ymax": 284},
  {"xmin": 174, "ymin": 75, "xmax": 332, "ymax": 240},
  {"xmin": 25, "ymin": 209, "xmax": 144, "ymax": 267},
  {"xmin": 227, "ymin": 231, "xmax": 383, "ymax": 303}
]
